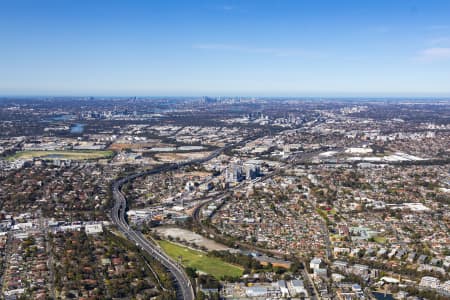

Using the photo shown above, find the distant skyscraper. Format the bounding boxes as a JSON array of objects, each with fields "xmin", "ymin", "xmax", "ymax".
[{"xmin": 225, "ymin": 164, "xmax": 243, "ymax": 183}]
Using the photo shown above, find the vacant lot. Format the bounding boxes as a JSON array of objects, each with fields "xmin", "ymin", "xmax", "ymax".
[
  {"xmin": 153, "ymin": 227, "xmax": 229, "ymax": 251},
  {"xmin": 158, "ymin": 240, "xmax": 243, "ymax": 279},
  {"xmin": 9, "ymin": 150, "xmax": 114, "ymax": 161},
  {"xmin": 155, "ymin": 151, "xmax": 211, "ymax": 163}
]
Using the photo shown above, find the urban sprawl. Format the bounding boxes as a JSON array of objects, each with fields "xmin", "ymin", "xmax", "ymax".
[{"xmin": 0, "ymin": 97, "xmax": 449, "ymax": 300}]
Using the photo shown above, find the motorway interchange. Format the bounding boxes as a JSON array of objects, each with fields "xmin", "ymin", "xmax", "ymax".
[
  {"xmin": 111, "ymin": 164, "xmax": 195, "ymax": 300},
  {"xmin": 110, "ymin": 147, "xmax": 229, "ymax": 299}
]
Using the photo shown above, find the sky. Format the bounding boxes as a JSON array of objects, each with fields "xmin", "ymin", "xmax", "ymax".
[{"xmin": 1, "ymin": 0, "xmax": 450, "ymax": 97}]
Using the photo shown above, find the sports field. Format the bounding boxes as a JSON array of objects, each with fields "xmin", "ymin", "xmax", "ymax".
[
  {"xmin": 373, "ymin": 236, "xmax": 387, "ymax": 244},
  {"xmin": 158, "ymin": 240, "xmax": 243, "ymax": 279},
  {"xmin": 8, "ymin": 150, "xmax": 114, "ymax": 161}
]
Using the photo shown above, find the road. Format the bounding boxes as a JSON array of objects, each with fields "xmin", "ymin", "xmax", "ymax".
[
  {"xmin": 111, "ymin": 172, "xmax": 194, "ymax": 299},
  {"xmin": 110, "ymin": 133, "xmax": 271, "ymax": 299},
  {"xmin": 191, "ymin": 171, "xmax": 322, "ymax": 300},
  {"xmin": 111, "ymin": 161, "xmax": 212, "ymax": 299},
  {"xmin": 191, "ymin": 172, "xmax": 289, "ymax": 257},
  {"xmin": 110, "ymin": 146, "xmax": 240, "ymax": 299}
]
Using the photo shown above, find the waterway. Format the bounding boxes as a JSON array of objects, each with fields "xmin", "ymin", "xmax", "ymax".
[
  {"xmin": 70, "ymin": 123, "xmax": 85, "ymax": 134},
  {"xmin": 372, "ymin": 292, "xmax": 394, "ymax": 300},
  {"xmin": 51, "ymin": 114, "xmax": 76, "ymax": 121}
]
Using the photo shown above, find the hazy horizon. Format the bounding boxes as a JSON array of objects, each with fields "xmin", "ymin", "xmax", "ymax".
[{"xmin": 1, "ymin": 0, "xmax": 450, "ymax": 96}]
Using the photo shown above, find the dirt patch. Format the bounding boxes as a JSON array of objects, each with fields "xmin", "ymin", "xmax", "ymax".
[
  {"xmin": 152, "ymin": 227, "xmax": 229, "ymax": 251},
  {"xmin": 172, "ymin": 171, "xmax": 212, "ymax": 179},
  {"xmin": 155, "ymin": 151, "xmax": 211, "ymax": 163}
]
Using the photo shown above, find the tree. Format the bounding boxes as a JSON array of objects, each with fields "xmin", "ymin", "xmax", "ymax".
[{"xmin": 185, "ymin": 267, "xmax": 198, "ymax": 278}]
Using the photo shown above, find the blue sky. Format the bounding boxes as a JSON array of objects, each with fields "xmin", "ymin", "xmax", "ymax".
[{"xmin": 1, "ymin": 0, "xmax": 450, "ymax": 96}]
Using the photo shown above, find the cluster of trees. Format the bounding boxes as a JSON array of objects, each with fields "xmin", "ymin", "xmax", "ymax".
[
  {"xmin": 50, "ymin": 230, "xmax": 170, "ymax": 299},
  {"xmin": 346, "ymin": 256, "xmax": 449, "ymax": 282},
  {"xmin": 184, "ymin": 270, "xmax": 221, "ymax": 300},
  {"xmin": 404, "ymin": 286, "xmax": 450, "ymax": 300},
  {"xmin": 208, "ymin": 250, "xmax": 264, "ymax": 273},
  {"xmin": 105, "ymin": 231, "xmax": 176, "ymax": 297},
  {"xmin": 207, "ymin": 251, "xmax": 292, "ymax": 278},
  {"xmin": 52, "ymin": 231, "xmax": 105, "ymax": 298}
]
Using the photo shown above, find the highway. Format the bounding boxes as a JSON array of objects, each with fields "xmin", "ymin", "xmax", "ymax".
[
  {"xmin": 111, "ymin": 171, "xmax": 194, "ymax": 299},
  {"xmin": 110, "ymin": 133, "xmax": 269, "ymax": 299},
  {"xmin": 110, "ymin": 147, "xmax": 233, "ymax": 299}
]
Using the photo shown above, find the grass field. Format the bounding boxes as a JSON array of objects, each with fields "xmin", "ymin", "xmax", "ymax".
[
  {"xmin": 330, "ymin": 233, "xmax": 344, "ymax": 242},
  {"xmin": 8, "ymin": 150, "xmax": 114, "ymax": 161},
  {"xmin": 158, "ymin": 240, "xmax": 243, "ymax": 279},
  {"xmin": 318, "ymin": 208, "xmax": 337, "ymax": 215},
  {"xmin": 373, "ymin": 236, "xmax": 387, "ymax": 244}
]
